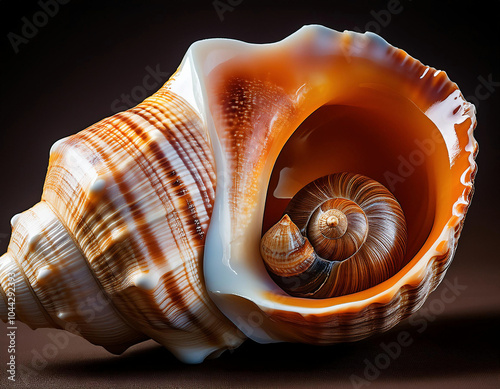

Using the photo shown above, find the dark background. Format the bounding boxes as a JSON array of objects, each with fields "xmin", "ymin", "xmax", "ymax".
[{"xmin": 0, "ymin": 1, "xmax": 499, "ymax": 388}]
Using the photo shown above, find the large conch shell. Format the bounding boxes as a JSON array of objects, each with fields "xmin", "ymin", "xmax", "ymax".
[{"xmin": 0, "ymin": 25, "xmax": 477, "ymax": 363}]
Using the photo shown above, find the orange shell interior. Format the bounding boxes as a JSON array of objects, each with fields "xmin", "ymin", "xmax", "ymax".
[{"xmin": 206, "ymin": 29, "xmax": 476, "ymax": 314}]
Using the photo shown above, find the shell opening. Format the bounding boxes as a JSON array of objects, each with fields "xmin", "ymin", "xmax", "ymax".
[
  {"xmin": 262, "ymin": 93, "xmax": 450, "ymax": 270},
  {"xmin": 259, "ymin": 78, "xmax": 454, "ymax": 300}
]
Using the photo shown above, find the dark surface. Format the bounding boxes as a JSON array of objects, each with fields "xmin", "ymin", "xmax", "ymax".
[{"xmin": 0, "ymin": 1, "xmax": 499, "ymax": 388}]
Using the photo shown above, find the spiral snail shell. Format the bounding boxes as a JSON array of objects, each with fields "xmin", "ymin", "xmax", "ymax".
[
  {"xmin": 261, "ymin": 173, "xmax": 408, "ymax": 298},
  {"xmin": 0, "ymin": 25, "xmax": 477, "ymax": 363}
]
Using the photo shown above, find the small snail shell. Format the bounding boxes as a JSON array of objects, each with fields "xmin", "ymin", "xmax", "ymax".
[{"xmin": 260, "ymin": 173, "xmax": 407, "ymax": 298}]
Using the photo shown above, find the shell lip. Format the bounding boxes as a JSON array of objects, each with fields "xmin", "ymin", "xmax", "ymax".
[{"xmin": 169, "ymin": 25, "xmax": 477, "ymax": 339}]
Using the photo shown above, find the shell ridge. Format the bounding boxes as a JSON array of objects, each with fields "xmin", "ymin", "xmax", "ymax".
[
  {"xmin": 41, "ymin": 197, "xmax": 146, "ymax": 339},
  {"xmin": 5, "ymin": 245, "xmax": 59, "ymax": 329}
]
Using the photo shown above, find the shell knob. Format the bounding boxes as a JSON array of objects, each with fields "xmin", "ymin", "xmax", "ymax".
[{"xmin": 260, "ymin": 172, "xmax": 408, "ymax": 298}]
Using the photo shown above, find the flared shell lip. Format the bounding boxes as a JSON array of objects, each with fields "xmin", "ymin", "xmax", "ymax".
[
  {"xmin": 266, "ymin": 30, "xmax": 477, "ymax": 315},
  {"xmin": 170, "ymin": 25, "xmax": 477, "ymax": 317},
  {"xmin": 272, "ymin": 29, "xmax": 477, "ymax": 314}
]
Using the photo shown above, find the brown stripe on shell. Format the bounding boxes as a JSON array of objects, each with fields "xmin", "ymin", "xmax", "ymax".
[
  {"xmin": 121, "ymin": 109, "xmax": 207, "ymax": 243},
  {"xmin": 106, "ymin": 107, "xmax": 231, "ymax": 345},
  {"xmin": 81, "ymin": 116, "xmax": 210, "ymax": 335},
  {"xmin": 107, "ymin": 111, "xmax": 220, "ymax": 340},
  {"xmin": 33, "ymin": 83, "xmax": 245, "ymax": 357},
  {"xmin": 46, "ymin": 119, "xmax": 200, "ymax": 333},
  {"xmin": 63, "ymin": 92, "xmax": 229, "ymax": 344},
  {"xmin": 41, "ymin": 149, "xmax": 155, "ymax": 340},
  {"xmin": 105, "ymin": 112, "xmax": 204, "ymax": 276},
  {"xmin": 48, "ymin": 131, "xmax": 149, "ymax": 271},
  {"xmin": 139, "ymin": 91, "xmax": 216, "ymax": 213},
  {"xmin": 146, "ymin": 91, "xmax": 217, "ymax": 207},
  {"xmin": 47, "ymin": 129, "xmax": 175, "ymax": 331},
  {"xmin": 11, "ymin": 202, "xmax": 147, "ymax": 350}
]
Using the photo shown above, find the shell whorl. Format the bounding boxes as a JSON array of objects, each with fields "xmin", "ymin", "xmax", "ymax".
[
  {"xmin": 0, "ymin": 89, "xmax": 244, "ymax": 363},
  {"xmin": 306, "ymin": 198, "xmax": 368, "ymax": 261},
  {"xmin": 260, "ymin": 172, "xmax": 408, "ymax": 298}
]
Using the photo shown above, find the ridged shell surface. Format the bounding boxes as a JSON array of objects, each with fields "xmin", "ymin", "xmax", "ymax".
[{"xmin": 0, "ymin": 90, "xmax": 245, "ymax": 363}]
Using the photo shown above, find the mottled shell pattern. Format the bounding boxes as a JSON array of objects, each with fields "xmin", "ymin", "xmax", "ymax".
[{"xmin": 0, "ymin": 25, "xmax": 477, "ymax": 363}]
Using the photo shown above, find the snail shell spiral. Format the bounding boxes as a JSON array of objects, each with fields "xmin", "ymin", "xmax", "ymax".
[{"xmin": 261, "ymin": 173, "xmax": 408, "ymax": 298}]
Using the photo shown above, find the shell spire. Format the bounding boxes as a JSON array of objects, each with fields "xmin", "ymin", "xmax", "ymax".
[
  {"xmin": 260, "ymin": 214, "xmax": 317, "ymax": 277},
  {"xmin": 260, "ymin": 215, "xmax": 333, "ymax": 297},
  {"xmin": 0, "ymin": 87, "xmax": 246, "ymax": 363}
]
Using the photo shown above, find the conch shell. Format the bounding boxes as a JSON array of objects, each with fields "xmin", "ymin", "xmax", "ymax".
[{"xmin": 0, "ymin": 25, "xmax": 477, "ymax": 363}]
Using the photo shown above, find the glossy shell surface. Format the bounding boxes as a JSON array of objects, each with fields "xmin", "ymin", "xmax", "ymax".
[
  {"xmin": 0, "ymin": 25, "xmax": 477, "ymax": 362},
  {"xmin": 187, "ymin": 25, "xmax": 477, "ymax": 344}
]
